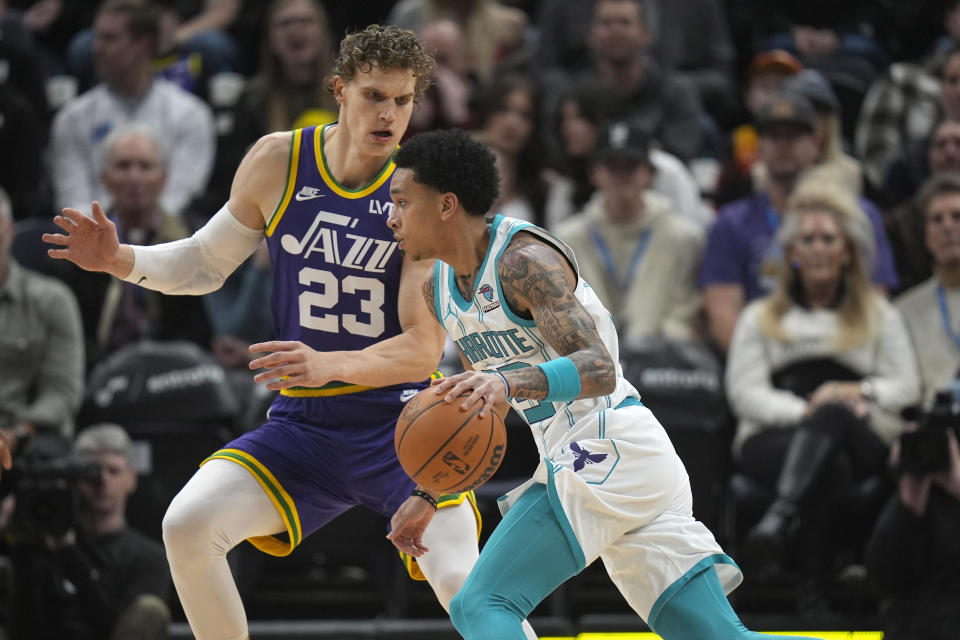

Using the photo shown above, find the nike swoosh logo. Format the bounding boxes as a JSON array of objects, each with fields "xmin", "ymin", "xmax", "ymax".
[
  {"xmin": 294, "ymin": 192, "xmax": 324, "ymax": 202},
  {"xmin": 400, "ymin": 389, "xmax": 418, "ymax": 402}
]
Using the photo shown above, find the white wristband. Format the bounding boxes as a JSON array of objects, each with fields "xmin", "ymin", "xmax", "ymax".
[{"xmin": 492, "ymin": 371, "xmax": 511, "ymax": 398}]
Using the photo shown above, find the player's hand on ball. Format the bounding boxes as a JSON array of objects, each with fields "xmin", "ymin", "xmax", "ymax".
[
  {"xmin": 386, "ymin": 494, "xmax": 436, "ymax": 557},
  {"xmin": 248, "ymin": 341, "xmax": 339, "ymax": 390},
  {"xmin": 431, "ymin": 371, "xmax": 506, "ymax": 417}
]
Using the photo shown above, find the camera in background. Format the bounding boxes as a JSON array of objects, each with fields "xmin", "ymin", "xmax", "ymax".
[
  {"xmin": 899, "ymin": 390, "xmax": 960, "ymax": 476},
  {"xmin": 12, "ymin": 455, "xmax": 100, "ymax": 539}
]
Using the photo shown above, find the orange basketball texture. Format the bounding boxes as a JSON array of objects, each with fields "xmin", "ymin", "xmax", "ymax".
[{"xmin": 395, "ymin": 389, "xmax": 507, "ymax": 494}]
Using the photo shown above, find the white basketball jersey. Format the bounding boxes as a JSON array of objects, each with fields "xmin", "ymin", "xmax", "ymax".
[{"xmin": 432, "ymin": 215, "xmax": 641, "ymax": 457}]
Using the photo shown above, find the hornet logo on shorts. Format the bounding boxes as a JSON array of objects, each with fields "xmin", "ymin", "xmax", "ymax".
[
  {"xmin": 477, "ymin": 284, "xmax": 500, "ymax": 313},
  {"xmin": 570, "ymin": 442, "xmax": 608, "ymax": 472}
]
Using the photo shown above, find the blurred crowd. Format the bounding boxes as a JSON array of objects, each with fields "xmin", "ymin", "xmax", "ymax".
[{"xmin": 3, "ymin": 0, "xmax": 960, "ymax": 638}]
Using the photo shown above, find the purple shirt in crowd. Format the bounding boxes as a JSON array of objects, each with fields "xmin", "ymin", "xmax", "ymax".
[{"xmin": 699, "ymin": 192, "xmax": 898, "ymax": 300}]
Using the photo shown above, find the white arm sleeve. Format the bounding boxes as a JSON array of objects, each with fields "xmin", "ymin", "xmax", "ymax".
[{"xmin": 122, "ymin": 205, "xmax": 264, "ymax": 295}]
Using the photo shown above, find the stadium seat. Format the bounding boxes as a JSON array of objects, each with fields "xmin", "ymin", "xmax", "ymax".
[
  {"xmin": 79, "ymin": 340, "xmax": 241, "ymax": 540},
  {"xmin": 620, "ymin": 336, "xmax": 734, "ymax": 533}
]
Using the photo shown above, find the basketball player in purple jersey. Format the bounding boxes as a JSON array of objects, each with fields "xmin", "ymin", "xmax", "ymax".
[{"xmin": 43, "ymin": 25, "xmax": 537, "ymax": 640}]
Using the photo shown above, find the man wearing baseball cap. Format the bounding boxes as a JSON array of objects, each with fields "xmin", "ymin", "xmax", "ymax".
[
  {"xmin": 717, "ymin": 50, "xmax": 803, "ymax": 204},
  {"xmin": 700, "ymin": 92, "xmax": 899, "ymax": 352},
  {"xmin": 753, "ymin": 91, "xmax": 819, "ymax": 134},
  {"xmin": 782, "ymin": 69, "xmax": 862, "ymax": 195},
  {"xmin": 556, "ymin": 121, "xmax": 705, "ymax": 343}
]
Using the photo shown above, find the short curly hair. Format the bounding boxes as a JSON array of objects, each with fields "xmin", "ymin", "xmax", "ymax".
[
  {"xmin": 395, "ymin": 129, "xmax": 500, "ymax": 217},
  {"xmin": 327, "ymin": 24, "xmax": 434, "ymax": 104}
]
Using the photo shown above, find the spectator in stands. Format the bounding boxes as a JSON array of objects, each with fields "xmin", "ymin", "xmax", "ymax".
[
  {"xmin": 927, "ymin": 118, "xmax": 960, "ymax": 177},
  {"xmin": 864, "ymin": 417, "xmax": 960, "ymax": 640},
  {"xmin": 0, "ymin": 0, "xmax": 100, "ymax": 76},
  {"xmin": 534, "ymin": 0, "xmax": 737, "ymax": 125},
  {"xmin": 760, "ymin": 2, "xmax": 887, "ymax": 71},
  {"xmin": 700, "ymin": 93, "xmax": 898, "ymax": 353},
  {"xmin": 0, "ymin": 81, "xmax": 46, "ymax": 221},
  {"xmin": 205, "ymin": 0, "xmax": 337, "ymax": 208},
  {"xmin": 781, "ymin": 69, "xmax": 862, "ymax": 194},
  {"xmin": 473, "ymin": 72, "xmax": 549, "ymax": 226},
  {"xmin": 241, "ymin": 0, "xmax": 336, "ymax": 130},
  {"xmin": 0, "ymin": 3, "xmax": 50, "ymax": 118},
  {"xmin": 555, "ymin": 121, "xmax": 704, "ymax": 343},
  {"xmin": 567, "ymin": 0, "xmax": 705, "ymax": 162},
  {"xmin": 0, "ymin": 185, "xmax": 84, "ymax": 455},
  {"xmin": 531, "ymin": 0, "xmax": 593, "ymax": 78},
  {"xmin": 726, "ymin": 69, "xmax": 860, "ymax": 203},
  {"xmin": 544, "ymin": 79, "xmax": 709, "ymax": 230},
  {"xmin": 647, "ymin": 0, "xmax": 737, "ymax": 124},
  {"xmin": 716, "ymin": 49, "xmax": 803, "ymax": 207},
  {"xmin": 931, "ymin": 0, "xmax": 960, "ymax": 57},
  {"xmin": 78, "ymin": 124, "xmax": 211, "ymax": 367},
  {"xmin": 896, "ymin": 174, "xmax": 960, "ymax": 404},
  {"xmin": 866, "ymin": 0, "xmax": 948, "ymax": 62},
  {"xmin": 884, "ymin": 122, "xmax": 960, "ymax": 293},
  {"xmin": 856, "ymin": 47, "xmax": 960, "ymax": 202},
  {"xmin": 725, "ymin": 181, "xmax": 920, "ymax": 609},
  {"xmin": 406, "ymin": 17, "xmax": 473, "ymax": 137},
  {"xmin": 156, "ymin": 0, "xmax": 240, "ymax": 75},
  {"xmin": 886, "ymin": 117, "xmax": 960, "ymax": 212},
  {"xmin": 0, "ymin": 2, "xmax": 52, "ymax": 219},
  {"xmin": 387, "ymin": 0, "xmax": 527, "ymax": 82},
  {"xmin": 8, "ymin": 423, "xmax": 170, "ymax": 640},
  {"xmin": 50, "ymin": 0, "xmax": 215, "ymax": 219},
  {"xmin": 67, "ymin": 0, "xmax": 241, "ymax": 96}
]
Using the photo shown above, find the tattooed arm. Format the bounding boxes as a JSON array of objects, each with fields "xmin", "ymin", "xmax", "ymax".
[
  {"xmin": 497, "ymin": 232, "xmax": 616, "ymax": 401},
  {"xmin": 428, "ymin": 232, "xmax": 615, "ymax": 414},
  {"xmin": 422, "ymin": 269, "xmax": 437, "ymax": 320}
]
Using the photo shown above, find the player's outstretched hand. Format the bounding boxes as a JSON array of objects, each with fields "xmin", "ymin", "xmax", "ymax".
[
  {"xmin": 42, "ymin": 202, "xmax": 122, "ymax": 273},
  {"xmin": 386, "ymin": 494, "xmax": 435, "ymax": 557},
  {"xmin": 431, "ymin": 370, "xmax": 507, "ymax": 417},
  {"xmin": 249, "ymin": 340, "xmax": 338, "ymax": 390}
]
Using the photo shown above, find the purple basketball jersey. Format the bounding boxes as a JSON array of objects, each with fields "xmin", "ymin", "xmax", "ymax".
[{"xmin": 265, "ymin": 124, "xmax": 407, "ymax": 394}]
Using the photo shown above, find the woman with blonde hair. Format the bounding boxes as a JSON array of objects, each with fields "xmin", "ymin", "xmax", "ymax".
[
  {"xmin": 258, "ymin": 0, "xmax": 338, "ymax": 133},
  {"xmin": 725, "ymin": 180, "xmax": 920, "ymax": 605}
]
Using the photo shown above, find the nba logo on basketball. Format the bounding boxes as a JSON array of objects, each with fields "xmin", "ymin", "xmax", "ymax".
[
  {"xmin": 477, "ymin": 284, "xmax": 500, "ymax": 312},
  {"xmin": 442, "ymin": 451, "xmax": 471, "ymax": 475}
]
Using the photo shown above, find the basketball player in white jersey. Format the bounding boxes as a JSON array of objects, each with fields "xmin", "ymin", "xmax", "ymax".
[
  {"xmin": 43, "ymin": 25, "xmax": 536, "ymax": 640},
  {"xmin": 385, "ymin": 128, "xmax": 813, "ymax": 640}
]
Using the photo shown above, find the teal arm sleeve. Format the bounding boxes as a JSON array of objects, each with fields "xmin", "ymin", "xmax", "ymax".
[{"xmin": 537, "ymin": 357, "xmax": 581, "ymax": 402}]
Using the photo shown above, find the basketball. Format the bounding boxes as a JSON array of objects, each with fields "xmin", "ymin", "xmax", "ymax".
[{"xmin": 395, "ymin": 388, "xmax": 507, "ymax": 495}]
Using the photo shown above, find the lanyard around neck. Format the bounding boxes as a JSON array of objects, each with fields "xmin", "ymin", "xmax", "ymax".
[
  {"xmin": 590, "ymin": 226, "xmax": 652, "ymax": 292},
  {"xmin": 937, "ymin": 284, "xmax": 960, "ymax": 351},
  {"xmin": 766, "ymin": 206, "xmax": 780, "ymax": 233}
]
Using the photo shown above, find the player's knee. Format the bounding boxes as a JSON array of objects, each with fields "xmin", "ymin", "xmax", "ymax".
[
  {"xmin": 161, "ymin": 501, "xmax": 191, "ymax": 552},
  {"xmin": 430, "ymin": 567, "xmax": 472, "ymax": 610},
  {"xmin": 449, "ymin": 582, "xmax": 520, "ymax": 639},
  {"xmin": 162, "ymin": 494, "xmax": 213, "ymax": 556}
]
